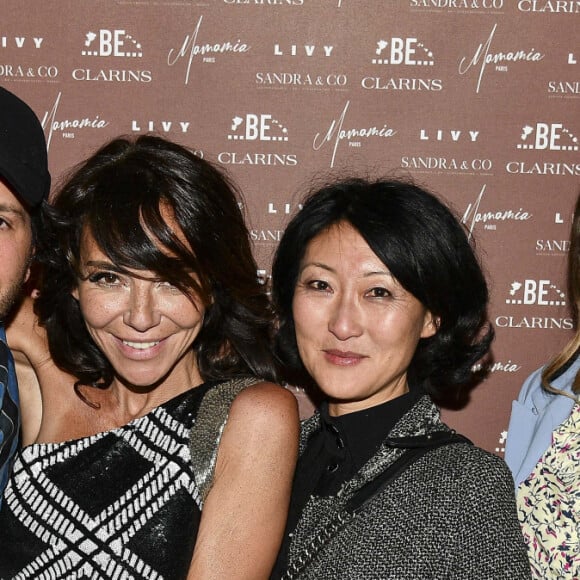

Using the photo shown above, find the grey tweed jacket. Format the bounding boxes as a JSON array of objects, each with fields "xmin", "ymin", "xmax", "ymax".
[{"xmin": 282, "ymin": 395, "xmax": 532, "ymax": 580}]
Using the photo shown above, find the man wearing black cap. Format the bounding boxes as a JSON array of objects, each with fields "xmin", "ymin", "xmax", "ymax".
[{"xmin": 0, "ymin": 86, "xmax": 50, "ymax": 505}]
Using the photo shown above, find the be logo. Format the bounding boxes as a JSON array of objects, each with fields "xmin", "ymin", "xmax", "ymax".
[
  {"xmin": 81, "ymin": 30, "xmax": 143, "ymax": 58},
  {"xmin": 228, "ymin": 115, "xmax": 289, "ymax": 142},
  {"xmin": 372, "ymin": 38, "xmax": 434, "ymax": 66},
  {"xmin": 517, "ymin": 123, "xmax": 579, "ymax": 152},
  {"xmin": 506, "ymin": 280, "xmax": 566, "ymax": 306}
]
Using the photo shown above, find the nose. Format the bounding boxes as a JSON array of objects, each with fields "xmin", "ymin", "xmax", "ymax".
[
  {"xmin": 327, "ymin": 292, "xmax": 362, "ymax": 341},
  {"xmin": 123, "ymin": 281, "xmax": 161, "ymax": 332}
]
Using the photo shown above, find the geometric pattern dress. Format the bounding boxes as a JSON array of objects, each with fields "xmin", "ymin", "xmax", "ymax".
[{"xmin": 0, "ymin": 382, "xmax": 216, "ymax": 580}]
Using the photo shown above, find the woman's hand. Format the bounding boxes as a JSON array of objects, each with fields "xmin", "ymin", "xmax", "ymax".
[
  {"xmin": 188, "ymin": 382, "xmax": 299, "ymax": 580},
  {"xmin": 6, "ymin": 295, "xmax": 50, "ymax": 369},
  {"xmin": 6, "ymin": 295, "xmax": 47, "ymax": 444},
  {"xmin": 6, "ymin": 295, "xmax": 76, "ymax": 445}
]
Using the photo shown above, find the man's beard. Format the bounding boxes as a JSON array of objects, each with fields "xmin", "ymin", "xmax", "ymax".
[{"xmin": 0, "ymin": 265, "xmax": 30, "ymax": 323}]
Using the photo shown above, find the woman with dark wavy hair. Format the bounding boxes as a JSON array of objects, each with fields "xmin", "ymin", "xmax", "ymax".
[
  {"xmin": 0, "ymin": 135, "xmax": 298, "ymax": 579},
  {"xmin": 270, "ymin": 177, "xmax": 530, "ymax": 579}
]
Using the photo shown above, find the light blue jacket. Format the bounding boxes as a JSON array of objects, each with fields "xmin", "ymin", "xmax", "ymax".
[{"xmin": 505, "ymin": 355, "xmax": 580, "ymax": 489}]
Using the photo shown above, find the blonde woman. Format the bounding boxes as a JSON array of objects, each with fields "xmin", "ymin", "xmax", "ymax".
[{"xmin": 505, "ymin": 193, "xmax": 580, "ymax": 578}]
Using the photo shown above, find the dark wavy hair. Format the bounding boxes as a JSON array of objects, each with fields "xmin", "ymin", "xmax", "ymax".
[
  {"xmin": 272, "ymin": 177, "xmax": 493, "ymax": 397},
  {"xmin": 36, "ymin": 134, "xmax": 277, "ymax": 393}
]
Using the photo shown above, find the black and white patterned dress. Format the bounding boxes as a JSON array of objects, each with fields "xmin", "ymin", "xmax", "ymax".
[{"xmin": 0, "ymin": 381, "xmax": 218, "ymax": 580}]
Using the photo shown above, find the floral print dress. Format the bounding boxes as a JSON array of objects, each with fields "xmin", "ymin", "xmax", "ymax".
[{"xmin": 517, "ymin": 401, "xmax": 580, "ymax": 579}]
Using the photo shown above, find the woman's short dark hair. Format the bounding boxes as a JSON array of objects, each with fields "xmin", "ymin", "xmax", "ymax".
[
  {"xmin": 36, "ymin": 134, "xmax": 277, "ymax": 389},
  {"xmin": 272, "ymin": 177, "xmax": 493, "ymax": 397}
]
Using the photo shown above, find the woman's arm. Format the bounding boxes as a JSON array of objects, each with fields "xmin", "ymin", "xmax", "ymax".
[
  {"xmin": 188, "ymin": 382, "xmax": 299, "ymax": 580},
  {"xmin": 6, "ymin": 296, "xmax": 47, "ymax": 443},
  {"xmin": 6, "ymin": 296, "xmax": 75, "ymax": 445}
]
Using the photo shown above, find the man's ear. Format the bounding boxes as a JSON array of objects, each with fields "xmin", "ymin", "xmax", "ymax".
[{"xmin": 24, "ymin": 242, "xmax": 35, "ymax": 284}]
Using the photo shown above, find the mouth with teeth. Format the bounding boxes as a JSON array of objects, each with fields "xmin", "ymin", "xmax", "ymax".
[{"xmin": 122, "ymin": 340, "xmax": 161, "ymax": 350}]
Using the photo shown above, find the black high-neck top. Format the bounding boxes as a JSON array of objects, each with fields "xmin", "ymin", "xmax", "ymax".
[{"xmin": 271, "ymin": 385, "xmax": 423, "ymax": 579}]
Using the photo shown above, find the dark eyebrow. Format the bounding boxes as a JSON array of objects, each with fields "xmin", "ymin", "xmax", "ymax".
[
  {"xmin": 0, "ymin": 203, "xmax": 28, "ymax": 221},
  {"xmin": 84, "ymin": 260, "xmax": 126, "ymax": 274},
  {"xmin": 300, "ymin": 262, "xmax": 393, "ymax": 279},
  {"xmin": 299, "ymin": 261, "xmax": 335, "ymax": 274},
  {"xmin": 82, "ymin": 260, "xmax": 163, "ymax": 283}
]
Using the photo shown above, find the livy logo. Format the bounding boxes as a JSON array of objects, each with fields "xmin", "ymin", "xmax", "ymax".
[{"xmin": 0, "ymin": 36, "xmax": 43, "ymax": 49}]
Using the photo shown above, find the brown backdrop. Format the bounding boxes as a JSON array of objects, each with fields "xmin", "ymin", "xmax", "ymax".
[{"xmin": 3, "ymin": 0, "xmax": 579, "ymax": 456}]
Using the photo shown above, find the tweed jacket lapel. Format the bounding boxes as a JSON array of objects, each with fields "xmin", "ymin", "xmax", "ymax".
[
  {"xmin": 299, "ymin": 394, "xmax": 450, "ymax": 500},
  {"xmin": 287, "ymin": 394, "xmax": 453, "ymax": 576}
]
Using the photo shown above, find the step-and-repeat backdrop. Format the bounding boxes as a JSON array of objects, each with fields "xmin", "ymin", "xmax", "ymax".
[{"xmin": 3, "ymin": 0, "xmax": 578, "ymax": 456}]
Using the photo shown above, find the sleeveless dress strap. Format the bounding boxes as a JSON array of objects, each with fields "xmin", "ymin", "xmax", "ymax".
[{"xmin": 189, "ymin": 376, "xmax": 262, "ymax": 505}]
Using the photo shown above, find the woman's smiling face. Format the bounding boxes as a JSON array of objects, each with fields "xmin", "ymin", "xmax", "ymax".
[
  {"xmin": 73, "ymin": 228, "xmax": 205, "ymax": 393},
  {"xmin": 292, "ymin": 222, "xmax": 436, "ymax": 416}
]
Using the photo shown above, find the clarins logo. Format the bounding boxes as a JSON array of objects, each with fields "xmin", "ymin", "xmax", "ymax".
[
  {"xmin": 506, "ymin": 162, "xmax": 580, "ymax": 176},
  {"xmin": 312, "ymin": 100, "xmax": 397, "ymax": 168},
  {"xmin": 74, "ymin": 29, "xmax": 150, "ymax": 82},
  {"xmin": 458, "ymin": 23, "xmax": 544, "ymax": 93},
  {"xmin": 518, "ymin": 1, "xmax": 580, "ymax": 13},
  {"xmin": 506, "ymin": 122, "xmax": 580, "ymax": 175},
  {"xmin": 167, "ymin": 15, "xmax": 250, "ymax": 85},
  {"xmin": 494, "ymin": 278, "xmax": 573, "ymax": 330},
  {"xmin": 219, "ymin": 112, "xmax": 297, "ymax": 166},
  {"xmin": 362, "ymin": 35, "xmax": 442, "ymax": 91}
]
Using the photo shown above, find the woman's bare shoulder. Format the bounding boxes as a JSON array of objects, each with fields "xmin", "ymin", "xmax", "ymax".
[{"xmin": 228, "ymin": 381, "xmax": 299, "ymax": 427}]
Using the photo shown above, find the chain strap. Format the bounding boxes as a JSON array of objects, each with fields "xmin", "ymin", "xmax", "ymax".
[{"xmin": 282, "ymin": 511, "xmax": 352, "ymax": 580}]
